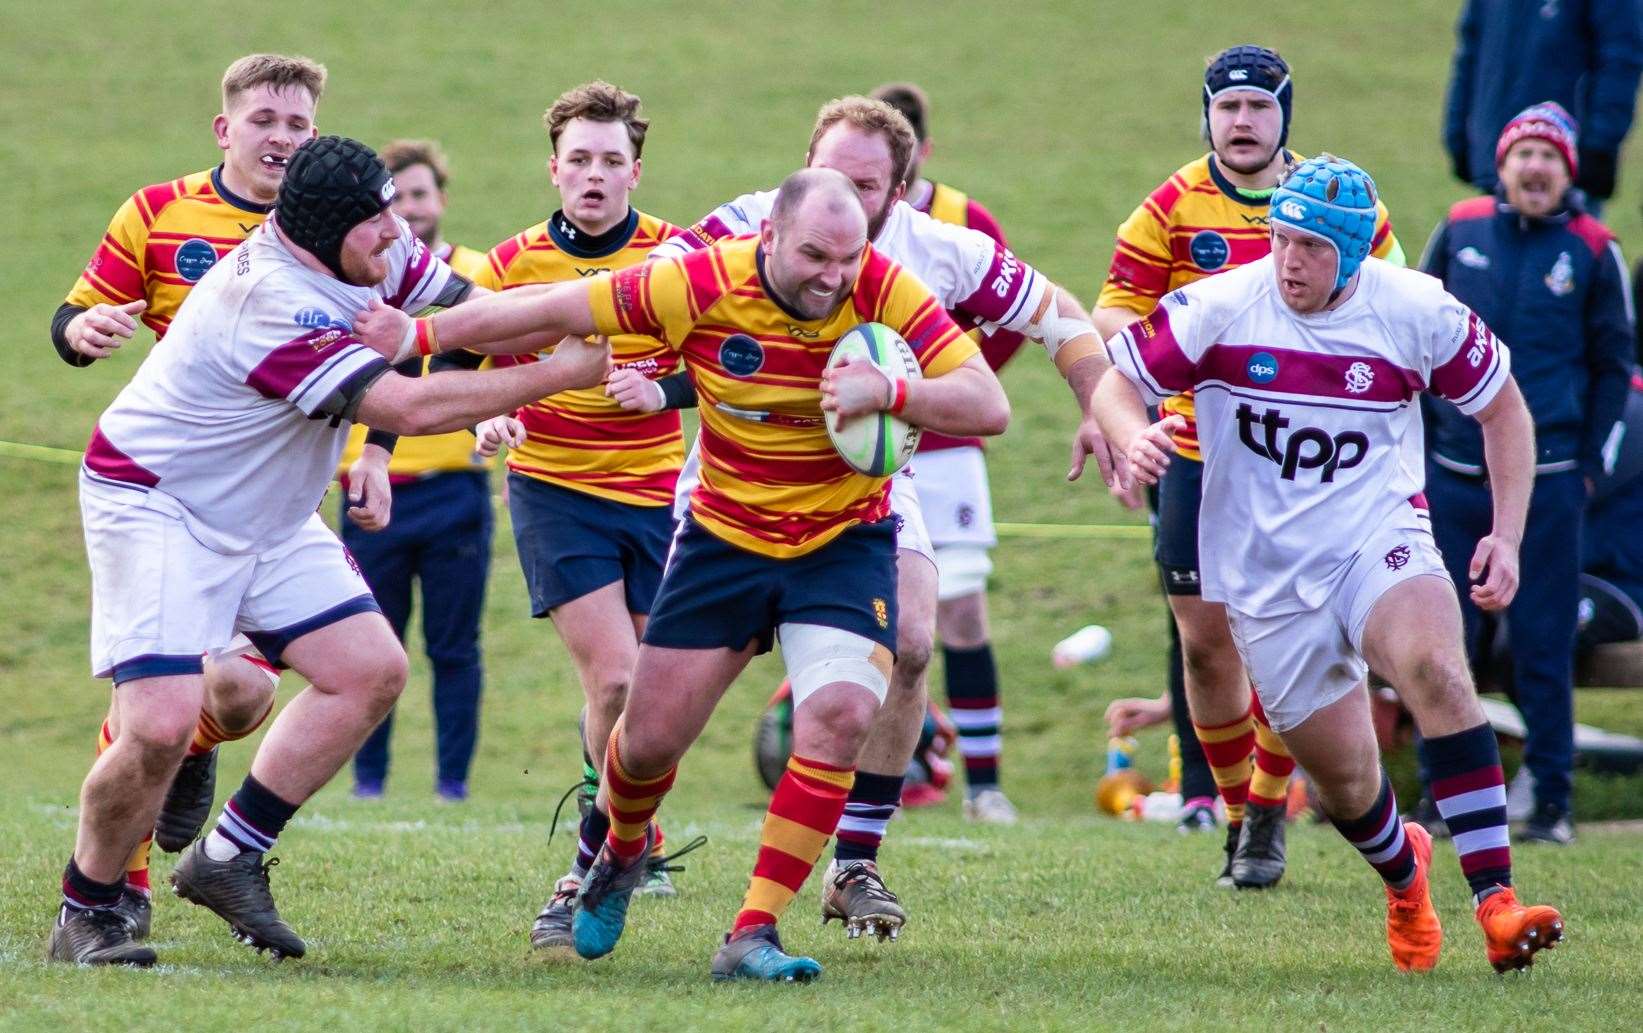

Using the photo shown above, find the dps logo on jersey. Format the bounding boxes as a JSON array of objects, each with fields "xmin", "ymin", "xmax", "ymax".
[{"xmin": 1236, "ymin": 402, "xmax": 1367, "ymax": 482}]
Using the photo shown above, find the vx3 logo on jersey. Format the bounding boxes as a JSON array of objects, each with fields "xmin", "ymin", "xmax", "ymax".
[
  {"xmin": 786, "ymin": 325, "xmax": 821, "ymax": 339},
  {"xmin": 1236, "ymin": 403, "xmax": 1367, "ymax": 482}
]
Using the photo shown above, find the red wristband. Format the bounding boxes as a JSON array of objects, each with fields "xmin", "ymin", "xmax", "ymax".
[
  {"xmin": 414, "ymin": 318, "xmax": 440, "ymax": 357},
  {"xmin": 888, "ymin": 377, "xmax": 909, "ymax": 415}
]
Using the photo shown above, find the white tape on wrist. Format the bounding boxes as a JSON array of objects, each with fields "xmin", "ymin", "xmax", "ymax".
[
  {"xmin": 390, "ymin": 319, "xmax": 418, "ymax": 364},
  {"xmin": 650, "ymin": 378, "xmax": 667, "ymax": 412}
]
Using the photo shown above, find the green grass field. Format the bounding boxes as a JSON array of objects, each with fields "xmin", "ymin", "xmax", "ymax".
[{"xmin": 5, "ymin": 2, "xmax": 1643, "ymax": 1029}]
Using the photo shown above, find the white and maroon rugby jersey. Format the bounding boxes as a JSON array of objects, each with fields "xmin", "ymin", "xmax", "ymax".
[
  {"xmin": 1108, "ymin": 256, "xmax": 1511, "ymax": 617},
  {"xmin": 82, "ymin": 217, "xmax": 452, "ymax": 554}
]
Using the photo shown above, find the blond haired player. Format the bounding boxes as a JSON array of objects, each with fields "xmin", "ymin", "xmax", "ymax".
[
  {"xmin": 1098, "ymin": 153, "xmax": 1564, "ymax": 975},
  {"xmin": 1092, "ymin": 45, "xmax": 1402, "ymax": 889}
]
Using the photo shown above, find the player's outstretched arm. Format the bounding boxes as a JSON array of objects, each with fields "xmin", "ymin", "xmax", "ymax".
[
  {"xmin": 353, "ymin": 335, "xmax": 610, "ymax": 437},
  {"xmin": 1033, "ymin": 286, "xmax": 1129, "ymax": 485},
  {"xmin": 822, "ymin": 354, "xmax": 1008, "ymax": 439},
  {"xmin": 353, "ymin": 281, "xmax": 594, "ymax": 362},
  {"xmin": 1091, "ymin": 366, "xmax": 1181, "ymax": 492},
  {"xmin": 1468, "ymin": 376, "xmax": 1535, "ymax": 612}
]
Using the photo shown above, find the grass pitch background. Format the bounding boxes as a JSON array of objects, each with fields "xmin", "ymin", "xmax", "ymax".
[{"xmin": 4, "ymin": 2, "xmax": 1643, "ymax": 1029}]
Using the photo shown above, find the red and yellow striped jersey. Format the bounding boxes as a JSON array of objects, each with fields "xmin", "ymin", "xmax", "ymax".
[
  {"xmin": 591, "ymin": 235, "xmax": 978, "ymax": 558},
  {"xmin": 337, "ymin": 242, "xmax": 495, "ymax": 481},
  {"xmin": 474, "ymin": 209, "xmax": 684, "ymax": 506},
  {"xmin": 1098, "ymin": 152, "xmax": 1403, "ymax": 459},
  {"xmin": 65, "ymin": 166, "xmax": 272, "ymax": 340}
]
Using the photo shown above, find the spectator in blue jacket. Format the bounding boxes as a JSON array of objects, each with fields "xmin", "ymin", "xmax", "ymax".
[
  {"xmin": 1443, "ymin": 0, "xmax": 1643, "ymax": 213},
  {"xmin": 1419, "ymin": 102, "xmax": 1635, "ymax": 846}
]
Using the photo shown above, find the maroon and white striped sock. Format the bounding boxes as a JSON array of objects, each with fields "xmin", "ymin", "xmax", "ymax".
[
  {"xmin": 1425, "ymin": 722, "xmax": 1512, "ymax": 903},
  {"xmin": 1329, "ymin": 771, "xmax": 1416, "ymax": 890}
]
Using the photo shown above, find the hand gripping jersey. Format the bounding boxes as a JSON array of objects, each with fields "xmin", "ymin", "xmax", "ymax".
[
  {"xmin": 653, "ymin": 191, "xmax": 1048, "ymax": 346},
  {"xmin": 592, "ymin": 235, "xmax": 977, "ymax": 558},
  {"xmin": 476, "ymin": 209, "xmax": 685, "ymax": 506},
  {"xmin": 336, "ymin": 240, "xmax": 494, "ymax": 480},
  {"xmin": 1099, "ymin": 153, "xmax": 1402, "ymax": 460},
  {"xmin": 83, "ymin": 217, "xmax": 453, "ymax": 554},
  {"xmin": 66, "ymin": 166, "xmax": 273, "ymax": 339},
  {"xmin": 1107, "ymin": 257, "xmax": 1511, "ymax": 617}
]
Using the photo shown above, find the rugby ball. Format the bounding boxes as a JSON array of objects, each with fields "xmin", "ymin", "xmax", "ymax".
[{"xmin": 823, "ymin": 322, "xmax": 923, "ymax": 476}]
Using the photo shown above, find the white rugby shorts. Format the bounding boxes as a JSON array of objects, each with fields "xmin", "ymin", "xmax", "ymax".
[
  {"xmin": 910, "ymin": 447, "xmax": 995, "ymax": 598},
  {"xmin": 889, "ymin": 469, "xmax": 932, "ymax": 561},
  {"xmin": 1225, "ymin": 505, "xmax": 1449, "ymax": 733},
  {"xmin": 82, "ymin": 475, "xmax": 376, "ymax": 682}
]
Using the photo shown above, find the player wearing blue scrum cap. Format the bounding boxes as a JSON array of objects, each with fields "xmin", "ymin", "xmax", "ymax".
[
  {"xmin": 1268, "ymin": 154, "xmax": 1382, "ymax": 301},
  {"xmin": 1094, "ymin": 152, "xmax": 1568, "ymax": 974},
  {"xmin": 1095, "ymin": 51, "xmax": 1408, "ymax": 894}
]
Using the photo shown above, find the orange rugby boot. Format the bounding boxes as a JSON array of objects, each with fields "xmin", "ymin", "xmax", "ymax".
[
  {"xmin": 1385, "ymin": 821, "xmax": 1443, "ymax": 973},
  {"xmin": 1475, "ymin": 888, "xmax": 1564, "ymax": 972}
]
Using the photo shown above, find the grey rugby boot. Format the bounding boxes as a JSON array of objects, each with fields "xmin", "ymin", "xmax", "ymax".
[
  {"xmin": 820, "ymin": 859, "xmax": 905, "ymax": 941},
  {"xmin": 113, "ymin": 888, "xmax": 152, "ymax": 940},
  {"xmin": 530, "ymin": 874, "xmax": 579, "ymax": 953},
  {"xmin": 170, "ymin": 840, "xmax": 306, "ymax": 958},
  {"xmin": 1231, "ymin": 800, "xmax": 1287, "ymax": 889},
  {"xmin": 48, "ymin": 906, "xmax": 156, "ymax": 966}
]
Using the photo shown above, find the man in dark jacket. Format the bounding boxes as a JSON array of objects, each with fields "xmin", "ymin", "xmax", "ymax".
[
  {"xmin": 1420, "ymin": 103, "xmax": 1634, "ymax": 844},
  {"xmin": 1443, "ymin": 0, "xmax": 1643, "ymax": 212}
]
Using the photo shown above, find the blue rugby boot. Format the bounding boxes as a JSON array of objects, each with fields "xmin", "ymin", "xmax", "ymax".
[
  {"xmin": 711, "ymin": 924, "xmax": 822, "ymax": 983},
  {"xmin": 572, "ymin": 826, "xmax": 653, "ymax": 960}
]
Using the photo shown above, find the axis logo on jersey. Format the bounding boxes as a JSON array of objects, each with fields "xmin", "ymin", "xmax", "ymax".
[{"xmin": 1235, "ymin": 403, "xmax": 1367, "ymax": 482}]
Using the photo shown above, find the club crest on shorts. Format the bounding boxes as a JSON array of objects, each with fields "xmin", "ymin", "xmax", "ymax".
[
  {"xmin": 174, "ymin": 238, "xmax": 219, "ymax": 283},
  {"xmin": 1344, "ymin": 361, "xmax": 1375, "ymax": 394},
  {"xmin": 719, "ymin": 333, "xmax": 765, "ymax": 377},
  {"xmin": 1384, "ymin": 544, "xmax": 1411, "ymax": 571},
  {"xmin": 873, "ymin": 597, "xmax": 889, "ymax": 629}
]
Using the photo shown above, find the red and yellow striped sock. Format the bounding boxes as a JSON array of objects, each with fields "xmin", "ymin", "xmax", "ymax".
[
  {"xmin": 1194, "ymin": 707, "xmax": 1255, "ymax": 828},
  {"xmin": 733, "ymin": 755, "xmax": 855, "ymax": 932},
  {"xmin": 1248, "ymin": 694, "xmax": 1295, "ymax": 808},
  {"xmin": 96, "ymin": 720, "xmax": 153, "ymax": 895},
  {"xmin": 601, "ymin": 729, "xmax": 676, "ymax": 864},
  {"xmin": 188, "ymin": 699, "xmax": 275, "ymax": 757}
]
